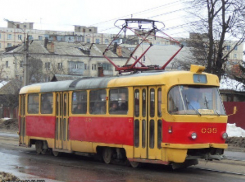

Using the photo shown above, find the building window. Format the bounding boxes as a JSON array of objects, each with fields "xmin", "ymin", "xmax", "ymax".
[
  {"xmin": 18, "ymin": 35, "xmax": 22, "ymax": 40},
  {"xmin": 7, "ymin": 34, "xmax": 12, "ymax": 40},
  {"xmin": 227, "ymin": 45, "xmax": 231, "ymax": 51},
  {"xmin": 7, "ymin": 43, "xmax": 12, "ymax": 47},
  {"xmin": 234, "ymin": 54, "xmax": 237, "ymax": 59},
  {"xmin": 58, "ymin": 63, "xmax": 63, "ymax": 70},
  {"xmin": 102, "ymin": 63, "xmax": 112, "ymax": 71},
  {"xmin": 74, "ymin": 63, "xmax": 79, "ymax": 69},
  {"xmin": 84, "ymin": 64, "xmax": 87, "ymax": 70},
  {"xmin": 234, "ymin": 46, "xmax": 238, "ymax": 50},
  {"xmin": 24, "ymin": 25, "xmax": 26, "ymax": 28},
  {"xmin": 92, "ymin": 64, "xmax": 97, "ymax": 70},
  {"xmin": 38, "ymin": 36, "xmax": 43, "ymax": 41},
  {"xmin": 45, "ymin": 62, "xmax": 51, "ymax": 70},
  {"xmin": 87, "ymin": 38, "xmax": 90, "ymax": 43},
  {"xmin": 20, "ymin": 61, "xmax": 23, "ymax": 67},
  {"xmin": 29, "ymin": 35, "xmax": 33, "ymax": 40},
  {"xmin": 6, "ymin": 61, "xmax": 9, "ymax": 68},
  {"xmin": 96, "ymin": 39, "xmax": 100, "ymax": 44},
  {"xmin": 105, "ymin": 39, "xmax": 109, "ymax": 44}
]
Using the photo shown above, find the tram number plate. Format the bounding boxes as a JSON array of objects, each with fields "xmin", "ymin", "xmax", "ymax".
[{"xmin": 201, "ymin": 128, "xmax": 217, "ymax": 133}]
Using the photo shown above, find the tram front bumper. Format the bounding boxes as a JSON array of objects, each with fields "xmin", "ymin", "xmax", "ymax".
[{"xmin": 161, "ymin": 143, "xmax": 227, "ymax": 163}]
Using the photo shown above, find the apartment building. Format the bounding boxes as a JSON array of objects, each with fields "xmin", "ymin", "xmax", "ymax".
[
  {"xmin": 0, "ymin": 21, "xmax": 118, "ymax": 52},
  {"xmin": 0, "ymin": 40, "xmax": 131, "ymax": 83}
]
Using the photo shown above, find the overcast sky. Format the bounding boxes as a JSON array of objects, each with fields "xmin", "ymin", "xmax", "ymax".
[{"xmin": 0, "ymin": 0, "xmax": 188, "ymax": 36}]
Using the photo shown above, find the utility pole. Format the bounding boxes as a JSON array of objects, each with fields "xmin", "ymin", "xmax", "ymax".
[{"xmin": 23, "ymin": 34, "xmax": 29, "ymax": 86}]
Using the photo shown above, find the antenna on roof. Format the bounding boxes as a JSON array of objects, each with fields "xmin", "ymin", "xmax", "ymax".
[{"xmin": 103, "ymin": 18, "xmax": 183, "ymax": 74}]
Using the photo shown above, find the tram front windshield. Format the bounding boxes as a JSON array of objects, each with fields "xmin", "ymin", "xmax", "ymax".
[{"xmin": 168, "ymin": 85, "xmax": 226, "ymax": 115}]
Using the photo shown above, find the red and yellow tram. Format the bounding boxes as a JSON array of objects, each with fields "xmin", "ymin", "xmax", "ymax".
[{"xmin": 19, "ymin": 65, "xmax": 228, "ymax": 168}]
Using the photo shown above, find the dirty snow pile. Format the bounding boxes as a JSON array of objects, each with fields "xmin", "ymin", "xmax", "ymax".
[{"xmin": 227, "ymin": 123, "xmax": 245, "ymax": 137}]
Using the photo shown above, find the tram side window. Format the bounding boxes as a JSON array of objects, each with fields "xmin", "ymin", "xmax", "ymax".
[
  {"xmin": 150, "ymin": 89, "xmax": 155, "ymax": 117},
  {"xmin": 134, "ymin": 90, "xmax": 139, "ymax": 117},
  {"xmin": 109, "ymin": 88, "xmax": 128, "ymax": 114},
  {"xmin": 90, "ymin": 89, "xmax": 106, "ymax": 114},
  {"xmin": 157, "ymin": 88, "xmax": 162, "ymax": 117},
  {"xmin": 41, "ymin": 93, "xmax": 53, "ymax": 114},
  {"xmin": 72, "ymin": 91, "xmax": 87, "ymax": 114},
  {"xmin": 28, "ymin": 94, "xmax": 39, "ymax": 114},
  {"xmin": 168, "ymin": 86, "xmax": 184, "ymax": 114}
]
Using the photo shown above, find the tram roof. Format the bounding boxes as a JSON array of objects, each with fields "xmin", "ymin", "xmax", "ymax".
[{"xmin": 19, "ymin": 70, "xmax": 219, "ymax": 94}]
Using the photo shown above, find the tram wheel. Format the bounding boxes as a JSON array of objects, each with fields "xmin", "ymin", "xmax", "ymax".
[
  {"xmin": 35, "ymin": 141, "xmax": 43, "ymax": 155},
  {"xmin": 102, "ymin": 147, "xmax": 112, "ymax": 164},
  {"xmin": 52, "ymin": 150, "xmax": 60, "ymax": 157},
  {"xmin": 129, "ymin": 161, "xmax": 141, "ymax": 168}
]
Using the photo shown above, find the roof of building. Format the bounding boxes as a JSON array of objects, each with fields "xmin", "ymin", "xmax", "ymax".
[
  {"xmin": 4, "ymin": 41, "xmax": 131, "ymax": 58},
  {"xmin": 0, "ymin": 80, "xmax": 22, "ymax": 95}
]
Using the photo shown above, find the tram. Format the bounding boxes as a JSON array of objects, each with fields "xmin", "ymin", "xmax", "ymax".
[
  {"xmin": 18, "ymin": 19, "xmax": 230, "ymax": 168},
  {"xmin": 19, "ymin": 64, "xmax": 229, "ymax": 168}
]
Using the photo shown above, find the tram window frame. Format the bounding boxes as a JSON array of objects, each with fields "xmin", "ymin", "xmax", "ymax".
[
  {"xmin": 89, "ymin": 89, "xmax": 106, "ymax": 114},
  {"xmin": 109, "ymin": 88, "xmax": 128, "ymax": 115},
  {"xmin": 72, "ymin": 91, "xmax": 87, "ymax": 114},
  {"xmin": 41, "ymin": 93, "xmax": 53, "ymax": 114},
  {"xmin": 28, "ymin": 94, "xmax": 39, "ymax": 114}
]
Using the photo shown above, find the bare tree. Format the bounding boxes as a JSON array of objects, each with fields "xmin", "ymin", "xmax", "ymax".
[
  {"xmin": 28, "ymin": 56, "xmax": 67, "ymax": 84},
  {"xmin": 184, "ymin": 0, "xmax": 245, "ymax": 80},
  {"xmin": 28, "ymin": 57, "xmax": 44, "ymax": 84}
]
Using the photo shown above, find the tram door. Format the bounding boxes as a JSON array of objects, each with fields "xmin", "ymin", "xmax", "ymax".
[
  {"xmin": 148, "ymin": 86, "xmax": 162, "ymax": 160},
  {"xmin": 19, "ymin": 95, "xmax": 26, "ymax": 145},
  {"xmin": 133, "ymin": 87, "xmax": 147, "ymax": 158},
  {"xmin": 55, "ymin": 92, "xmax": 70, "ymax": 150},
  {"xmin": 133, "ymin": 87, "xmax": 162, "ymax": 160}
]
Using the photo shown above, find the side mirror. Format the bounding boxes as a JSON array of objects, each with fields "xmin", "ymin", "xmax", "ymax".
[{"xmin": 228, "ymin": 106, "xmax": 237, "ymax": 116}]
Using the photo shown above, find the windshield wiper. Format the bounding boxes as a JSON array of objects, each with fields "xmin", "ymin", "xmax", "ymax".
[
  {"xmin": 204, "ymin": 96, "xmax": 209, "ymax": 109},
  {"xmin": 214, "ymin": 110, "xmax": 220, "ymax": 116}
]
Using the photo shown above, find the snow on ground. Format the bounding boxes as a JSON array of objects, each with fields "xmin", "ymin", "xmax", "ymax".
[
  {"xmin": 220, "ymin": 76, "xmax": 245, "ymax": 91},
  {"xmin": 227, "ymin": 123, "xmax": 245, "ymax": 137},
  {"xmin": 0, "ymin": 81, "xmax": 8, "ymax": 89}
]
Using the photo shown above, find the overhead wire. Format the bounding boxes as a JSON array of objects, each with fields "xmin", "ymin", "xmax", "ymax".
[{"xmin": 89, "ymin": 0, "xmax": 183, "ymax": 26}]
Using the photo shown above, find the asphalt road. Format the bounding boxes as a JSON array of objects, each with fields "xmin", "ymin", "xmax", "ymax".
[{"xmin": 1, "ymin": 131, "xmax": 245, "ymax": 182}]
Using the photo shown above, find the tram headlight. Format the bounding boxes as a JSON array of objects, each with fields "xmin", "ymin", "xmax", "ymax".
[
  {"xmin": 222, "ymin": 132, "xmax": 228, "ymax": 139},
  {"xmin": 190, "ymin": 132, "xmax": 197, "ymax": 140}
]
